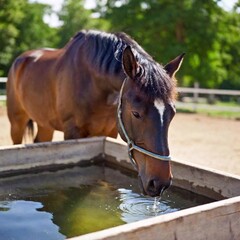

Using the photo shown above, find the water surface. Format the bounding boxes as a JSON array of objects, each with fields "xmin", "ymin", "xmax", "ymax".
[{"xmin": 0, "ymin": 164, "xmax": 214, "ymax": 239}]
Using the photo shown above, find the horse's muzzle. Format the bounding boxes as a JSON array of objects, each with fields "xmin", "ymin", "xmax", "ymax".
[{"xmin": 138, "ymin": 176, "xmax": 172, "ymax": 197}]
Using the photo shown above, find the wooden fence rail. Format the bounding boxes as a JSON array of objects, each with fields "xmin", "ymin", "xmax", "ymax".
[
  {"xmin": 1, "ymin": 78, "xmax": 240, "ymax": 112},
  {"xmin": 177, "ymin": 82, "xmax": 240, "ymax": 112},
  {"xmin": 0, "ymin": 77, "xmax": 7, "ymax": 101},
  {"xmin": 0, "ymin": 77, "xmax": 7, "ymax": 83}
]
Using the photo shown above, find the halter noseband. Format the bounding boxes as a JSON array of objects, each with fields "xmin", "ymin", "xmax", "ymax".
[{"xmin": 117, "ymin": 78, "xmax": 171, "ymax": 169}]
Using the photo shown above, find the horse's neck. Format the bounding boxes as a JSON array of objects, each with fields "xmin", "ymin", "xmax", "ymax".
[
  {"xmin": 106, "ymin": 72, "xmax": 126, "ymax": 93},
  {"xmin": 99, "ymin": 74, "xmax": 125, "ymax": 107},
  {"xmin": 106, "ymin": 90, "xmax": 119, "ymax": 106}
]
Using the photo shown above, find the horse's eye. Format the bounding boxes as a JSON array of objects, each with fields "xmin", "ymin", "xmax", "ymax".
[{"xmin": 132, "ymin": 111, "xmax": 141, "ymax": 119}]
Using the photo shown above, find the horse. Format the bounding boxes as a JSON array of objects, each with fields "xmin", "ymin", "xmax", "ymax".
[{"xmin": 7, "ymin": 30, "xmax": 184, "ymax": 197}]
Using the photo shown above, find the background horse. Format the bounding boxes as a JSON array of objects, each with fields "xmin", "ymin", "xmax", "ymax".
[{"xmin": 7, "ymin": 30, "xmax": 184, "ymax": 196}]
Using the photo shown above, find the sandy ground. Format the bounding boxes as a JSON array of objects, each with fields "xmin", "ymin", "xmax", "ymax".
[{"xmin": 1, "ymin": 106, "xmax": 240, "ymax": 175}]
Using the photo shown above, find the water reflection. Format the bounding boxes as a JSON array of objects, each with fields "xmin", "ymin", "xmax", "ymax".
[
  {"xmin": 0, "ymin": 200, "xmax": 65, "ymax": 240},
  {"xmin": 36, "ymin": 182, "xmax": 124, "ymax": 237}
]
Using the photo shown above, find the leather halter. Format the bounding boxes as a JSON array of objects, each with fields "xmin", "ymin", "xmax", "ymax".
[{"xmin": 117, "ymin": 78, "xmax": 171, "ymax": 169}]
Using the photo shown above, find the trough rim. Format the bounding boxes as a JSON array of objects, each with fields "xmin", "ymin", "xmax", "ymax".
[{"xmin": 1, "ymin": 136, "xmax": 240, "ymax": 181}]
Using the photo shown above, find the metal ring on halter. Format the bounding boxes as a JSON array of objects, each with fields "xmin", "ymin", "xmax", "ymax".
[{"xmin": 117, "ymin": 78, "xmax": 171, "ymax": 169}]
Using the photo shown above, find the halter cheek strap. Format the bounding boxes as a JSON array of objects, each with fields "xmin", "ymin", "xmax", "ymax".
[{"xmin": 117, "ymin": 78, "xmax": 171, "ymax": 169}]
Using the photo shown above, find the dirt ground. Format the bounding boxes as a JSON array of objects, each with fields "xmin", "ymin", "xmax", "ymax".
[{"xmin": 1, "ymin": 106, "xmax": 240, "ymax": 175}]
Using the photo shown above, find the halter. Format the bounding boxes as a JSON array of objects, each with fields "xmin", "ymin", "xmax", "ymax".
[{"xmin": 117, "ymin": 78, "xmax": 171, "ymax": 169}]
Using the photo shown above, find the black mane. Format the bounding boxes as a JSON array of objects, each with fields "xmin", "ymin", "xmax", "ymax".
[{"xmin": 67, "ymin": 30, "xmax": 176, "ymax": 101}]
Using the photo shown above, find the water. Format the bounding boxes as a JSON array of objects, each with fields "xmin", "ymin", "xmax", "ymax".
[{"xmin": 0, "ymin": 164, "xmax": 214, "ymax": 239}]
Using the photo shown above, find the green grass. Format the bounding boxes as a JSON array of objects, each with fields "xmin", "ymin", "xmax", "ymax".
[
  {"xmin": 0, "ymin": 100, "xmax": 6, "ymax": 107},
  {"xmin": 199, "ymin": 109, "xmax": 240, "ymax": 119},
  {"xmin": 177, "ymin": 99, "xmax": 240, "ymax": 120},
  {"xmin": 177, "ymin": 107, "xmax": 240, "ymax": 120},
  {"xmin": 215, "ymin": 101, "xmax": 240, "ymax": 107}
]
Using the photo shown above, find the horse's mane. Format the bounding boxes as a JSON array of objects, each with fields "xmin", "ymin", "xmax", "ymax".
[{"xmin": 65, "ymin": 30, "xmax": 176, "ymax": 101}]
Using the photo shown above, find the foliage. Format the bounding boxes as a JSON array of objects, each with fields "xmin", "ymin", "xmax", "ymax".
[
  {"xmin": 0, "ymin": 0, "xmax": 239, "ymax": 90},
  {"xmin": 0, "ymin": 0, "xmax": 58, "ymax": 76},
  {"xmin": 14, "ymin": 2, "xmax": 59, "ymax": 55},
  {"xmin": 0, "ymin": 0, "xmax": 25, "ymax": 75},
  {"xmin": 95, "ymin": 0, "xmax": 240, "ymax": 89},
  {"xmin": 219, "ymin": 6, "xmax": 240, "ymax": 90},
  {"xmin": 57, "ymin": 0, "xmax": 110, "ymax": 47}
]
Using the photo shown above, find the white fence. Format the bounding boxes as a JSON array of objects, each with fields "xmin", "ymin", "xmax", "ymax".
[
  {"xmin": 1, "ymin": 77, "xmax": 240, "ymax": 112},
  {"xmin": 177, "ymin": 83, "xmax": 240, "ymax": 112},
  {"xmin": 0, "ymin": 77, "xmax": 7, "ymax": 101}
]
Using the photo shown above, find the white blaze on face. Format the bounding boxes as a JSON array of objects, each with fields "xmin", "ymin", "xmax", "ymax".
[{"xmin": 154, "ymin": 99, "xmax": 165, "ymax": 126}]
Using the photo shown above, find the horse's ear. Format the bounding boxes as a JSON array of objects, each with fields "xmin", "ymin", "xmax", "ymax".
[
  {"xmin": 122, "ymin": 46, "xmax": 139, "ymax": 79},
  {"xmin": 164, "ymin": 53, "xmax": 185, "ymax": 78}
]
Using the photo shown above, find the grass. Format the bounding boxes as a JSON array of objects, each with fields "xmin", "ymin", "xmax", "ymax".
[
  {"xmin": 199, "ymin": 109, "xmax": 240, "ymax": 120},
  {"xmin": 177, "ymin": 99, "xmax": 240, "ymax": 120},
  {"xmin": 215, "ymin": 101, "xmax": 240, "ymax": 107},
  {"xmin": 0, "ymin": 100, "xmax": 6, "ymax": 107},
  {"xmin": 177, "ymin": 107, "xmax": 240, "ymax": 120}
]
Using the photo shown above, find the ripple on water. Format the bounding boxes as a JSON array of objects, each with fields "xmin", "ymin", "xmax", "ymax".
[{"xmin": 118, "ymin": 188, "xmax": 178, "ymax": 223}]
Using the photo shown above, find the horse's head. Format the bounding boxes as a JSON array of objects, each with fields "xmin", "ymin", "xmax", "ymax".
[{"xmin": 118, "ymin": 46, "xmax": 184, "ymax": 197}]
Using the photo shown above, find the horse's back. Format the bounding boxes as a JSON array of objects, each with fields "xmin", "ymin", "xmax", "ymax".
[
  {"xmin": 9, "ymin": 48, "xmax": 61, "ymax": 82},
  {"xmin": 8, "ymin": 48, "xmax": 61, "ymax": 88}
]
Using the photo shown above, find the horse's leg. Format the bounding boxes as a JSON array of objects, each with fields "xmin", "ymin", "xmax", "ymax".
[
  {"xmin": 7, "ymin": 73, "xmax": 29, "ymax": 144},
  {"xmin": 9, "ymin": 113, "xmax": 29, "ymax": 144},
  {"xmin": 34, "ymin": 125, "xmax": 54, "ymax": 143}
]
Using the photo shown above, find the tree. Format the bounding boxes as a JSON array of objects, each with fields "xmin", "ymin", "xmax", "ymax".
[
  {"xmin": 0, "ymin": 0, "xmax": 58, "ymax": 76},
  {"xmin": 15, "ymin": 2, "xmax": 59, "ymax": 56},
  {"xmin": 219, "ymin": 4, "xmax": 240, "ymax": 89},
  {"xmin": 95, "ymin": 0, "xmax": 240, "ymax": 89},
  {"xmin": 57, "ymin": 0, "xmax": 109, "ymax": 47},
  {"xmin": 0, "ymin": 0, "xmax": 25, "ymax": 75}
]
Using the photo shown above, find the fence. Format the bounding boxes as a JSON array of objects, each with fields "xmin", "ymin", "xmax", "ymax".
[
  {"xmin": 1, "ymin": 77, "xmax": 240, "ymax": 112},
  {"xmin": 177, "ymin": 83, "xmax": 240, "ymax": 112},
  {"xmin": 0, "ymin": 77, "xmax": 7, "ymax": 101}
]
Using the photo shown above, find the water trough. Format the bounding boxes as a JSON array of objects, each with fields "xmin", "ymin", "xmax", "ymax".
[{"xmin": 0, "ymin": 137, "xmax": 240, "ymax": 239}]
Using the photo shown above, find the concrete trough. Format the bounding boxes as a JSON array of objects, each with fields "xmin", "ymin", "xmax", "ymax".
[{"xmin": 0, "ymin": 137, "xmax": 240, "ymax": 240}]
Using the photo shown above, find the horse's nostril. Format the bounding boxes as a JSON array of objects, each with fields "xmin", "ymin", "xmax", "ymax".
[
  {"xmin": 147, "ymin": 179, "xmax": 171, "ymax": 197},
  {"xmin": 147, "ymin": 179, "xmax": 161, "ymax": 194},
  {"xmin": 147, "ymin": 179, "xmax": 155, "ymax": 192}
]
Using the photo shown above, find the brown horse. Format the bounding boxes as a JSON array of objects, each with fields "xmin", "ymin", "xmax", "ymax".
[{"xmin": 7, "ymin": 30, "xmax": 184, "ymax": 196}]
